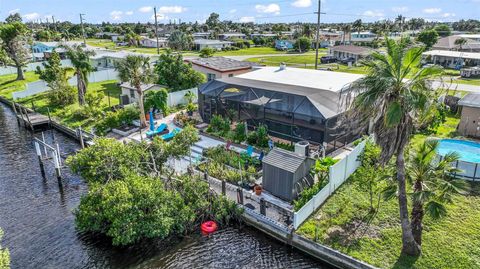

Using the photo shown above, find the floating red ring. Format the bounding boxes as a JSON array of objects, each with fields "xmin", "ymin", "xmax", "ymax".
[{"xmin": 201, "ymin": 220, "xmax": 218, "ymax": 234}]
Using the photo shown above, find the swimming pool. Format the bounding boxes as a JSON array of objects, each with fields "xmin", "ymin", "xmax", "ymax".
[
  {"xmin": 437, "ymin": 139, "xmax": 480, "ymax": 181},
  {"xmin": 437, "ymin": 139, "xmax": 480, "ymax": 163}
]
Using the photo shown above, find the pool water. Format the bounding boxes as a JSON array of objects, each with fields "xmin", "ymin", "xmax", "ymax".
[{"xmin": 437, "ymin": 139, "xmax": 480, "ymax": 163}]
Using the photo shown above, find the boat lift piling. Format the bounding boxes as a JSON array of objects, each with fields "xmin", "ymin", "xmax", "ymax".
[{"xmin": 33, "ymin": 136, "xmax": 62, "ymax": 180}]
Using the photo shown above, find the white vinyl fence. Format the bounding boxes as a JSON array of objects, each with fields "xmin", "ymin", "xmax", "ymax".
[
  {"xmin": 0, "ymin": 60, "xmax": 72, "ymax": 76},
  {"xmin": 12, "ymin": 68, "xmax": 119, "ymax": 100},
  {"xmin": 293, "ymin": 140, "xmax": 366, "ymax": 229},
  {"xmin": 167, "ymin": 88, "xmax": 198, "ymax": 107}
]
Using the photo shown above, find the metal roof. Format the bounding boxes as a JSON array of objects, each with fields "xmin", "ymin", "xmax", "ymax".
[
  {"xmin": 423, "ymin": 50, "xmax": 480, "ymax": 60},
  {"xmin": 262, "ymin": 148, "xmax": 307, "ymax": 173},
  {"xmin": 187, "ymin": 57, "xmax": 257, "ymax": 72},
  {"xmin": 329, "ymin": 45, "xmax": 373, "ymax": 56},
  {"xmin": 459, "ymin": 93, "xmax": 480, "ymax": 108}
]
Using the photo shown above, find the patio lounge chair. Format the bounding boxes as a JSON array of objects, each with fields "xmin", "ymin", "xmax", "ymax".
[
  {"xmin": 146, "ymin": 123, "xmax": 169, "ymax": 138},
  {"xmin": 244, "ymin": 145, "xmax": 254, "ymax": 157},
  {"xmin": 161, "ymin": 128, "xmax": 181, "ymax": 141}
]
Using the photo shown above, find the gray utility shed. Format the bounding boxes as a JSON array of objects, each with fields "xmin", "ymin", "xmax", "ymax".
[{"xmin": 262, "ymin": 148, "xmax": 315, "ymax": 202}]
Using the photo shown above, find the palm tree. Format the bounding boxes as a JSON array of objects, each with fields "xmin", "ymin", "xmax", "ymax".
[
  {"xmin": 65, "ymin": 45, "xmax": 95, "ymax": 105},
  {"xmin": 348, "ymin": 37, "xmax": 443, "ymax": 256},
  {"xmin": 454, "ymin": 37, "xmax": 468, "ymax": 51},
  {"xmin": 407, "ymin": 139, "xmax": 468, "ymax": 246},
  {"xmin": 342, "ymin": 24, "xmax": 352, "ymax": 45},
  {"xmin": 353, "ymin": 19, "xmax": 362, "ymax": 36},
  {"xmin": 116, "ymin": 55, "xmax": 155, "ymax": 128}
]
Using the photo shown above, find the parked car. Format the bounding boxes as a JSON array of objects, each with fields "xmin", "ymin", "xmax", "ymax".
[
  {"xmin": 340, "ymin": 57, "xmax": 356, "ymax": 64},
  {"xmin": 320, "ymin": 55, "xmax": 337, "ymax": 64}
]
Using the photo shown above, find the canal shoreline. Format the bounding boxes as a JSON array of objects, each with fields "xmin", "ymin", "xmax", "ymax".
[{"xmin": 0, "ymin": 96, "xmax": 376, "ymax": 269}]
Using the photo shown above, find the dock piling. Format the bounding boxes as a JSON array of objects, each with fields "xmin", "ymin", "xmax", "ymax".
[
  {"xmin": 221, "ymin": 180, "xmax": 226, "ymax": 195},
  {"xmin": 78, "ymin": 127, "xmax": 85, "ymax": 149},
  {"xmin": 34, "ymin": 141, "xmax": 46, "ymax": 177}
]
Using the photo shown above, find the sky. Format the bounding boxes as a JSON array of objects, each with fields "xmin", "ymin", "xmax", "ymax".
[{"xmin": 1, "ymin": 0, "xmax": 479, "ymax": 24}]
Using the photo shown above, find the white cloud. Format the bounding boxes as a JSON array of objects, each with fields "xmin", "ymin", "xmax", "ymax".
[
  {"xmin": 229, "ymin": 9, "xmax": 237, "ymax": 14},
  {"xmin": 125, "ymin": 11, "xmax": 134, "ymax": 16},
  {"xmin": 423, "ymin": 8, "xmax": 441, "ymax": 14},
  {"xmin": 158, "ymin": 6, "xmax": 186, "ymax": 14},
  {"xmin": 255, "ymin": 4, "xmax": 280, "ymax": 14},
  {"xmin": 23, "ymin": 12, "xmax": 40, "ymax": 21},
  {"xmin": 442, "ymin": 12, "xmax": 456, "ymax": 18},
  {"xmin": 110, "ymin": 10, "xmax": 123, "ymax": 20},
  {"xmin": 8, "ymin": 9, "xmax": 20, "ymax": 14},
  {"xmin": 139, "ymin": 6, "xmax": 153, "ymax": 13},
  {"xmin": 291, "ymin": 0, "xmax": 312, "ymax": 8},
  {"xmin": 239, "ymin": 16, "xmax": 255, "ymax": 23},
  {"xmin": 362, "ymin": 10, "xmax": 384, "ymax": 17},
  {"xmin": 392, "ymin": 6, "xmax": 408, "ymax": 12}
]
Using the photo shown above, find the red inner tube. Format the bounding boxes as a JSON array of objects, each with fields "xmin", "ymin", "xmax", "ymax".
[{"xmin": 201, "ymin": 221, "xmax": 218, "ymax": 233}]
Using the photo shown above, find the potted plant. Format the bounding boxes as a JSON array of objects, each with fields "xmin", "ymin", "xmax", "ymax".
[
  {"xmin": 186, "ymin": 102, "xmax": 197, "ymax": 116},
  {"xmin": 254, "ymin": 185, "xmax": 262, "ymax": 196}
]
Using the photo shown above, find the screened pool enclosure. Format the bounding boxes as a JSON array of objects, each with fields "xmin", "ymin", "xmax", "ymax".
[{"xmin": 198, "ymin": 76, "xmax": 365, "ymax": 154}]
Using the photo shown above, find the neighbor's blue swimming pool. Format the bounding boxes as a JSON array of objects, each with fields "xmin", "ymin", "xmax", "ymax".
[{"xmin": 437, "ymin": 139, "xmax": 480, "ymax": 163}]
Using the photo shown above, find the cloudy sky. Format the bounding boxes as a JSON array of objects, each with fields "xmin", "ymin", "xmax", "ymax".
[{"xmin": 2, "ymin": 0, "xmax": 479, "ymax": 24}]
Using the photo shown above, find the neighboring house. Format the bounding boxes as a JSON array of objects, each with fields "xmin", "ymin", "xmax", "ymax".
[
  {"xmin": 193, "ymin": 39, "xmax": 232, "ymax": 51},
  {"xmin": 459, "ymin": 34, "xmax": 480, "ymax": 42},
  {"xmin": 275, "ymin": 40, "xmax": 294, "ymax": 50},
  {"xmin": 186, "ymin": 57, "xmax": 257, "ymax": 81},
  {"xmin": 32, "ymin": 52, "xmax": 46, "ymax": 62},
  {"xmin": 90, "ymin": 50, "xmax": 160, "ymax": 70},
  {"xmin": 458, "ymin": 93, "xmax": 480, "ymax": 138},
  {"xmin": 219, "ymin": 33, "xmax": 247, "ymax": 40},
  {"xmin": 32, "ymin": 41, "xmax": 86, "ymax": 60},
  {"xmin": 250, "ymin": 33, "xmax": 278, "ymax": 39},
  {"xmin": 32, "ymin": 42, "xmax": 57, "ymax": 53},
  {"xmin": 111, "ymin": 35, "xmax": 124, "ymax": 42},
  {"xmin": 94, "ymin": 32, "xmax": 118, "ymax": 39},
  {"xmin": 198, "ymin": 66, "xmax": 366, "ymax": 154},
  {"xmin": 329, "ymin": 45, "xmax": 373, "ymax": 62},
  {"xmin": 139, "ymin": 38, "xmax": 168, "ymax": 48},
  {"xmin": 193, "ymin": 32, "xmax": 211, "ymax": 40},
  {"xmin": 432, "ymin": 35, "xmax": 480, "ymax": 52},
  {"xmin": 422, "ymin": 50, "xmax": 480, "ymax": 68},
  {"xmin": 120, "ymin": 83, "xmax": 165, "ymax": 105},
  {"xmin": 349, "ymin": 31, "xmax": 377, "ymax": 43}
]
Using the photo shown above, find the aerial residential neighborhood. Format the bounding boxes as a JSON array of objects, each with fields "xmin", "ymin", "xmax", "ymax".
[{"xmin": 0, "ymin": 1, "xmax": 479, "ymax": 269}]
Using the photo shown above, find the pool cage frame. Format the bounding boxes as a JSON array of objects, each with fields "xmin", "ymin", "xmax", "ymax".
[{"xmin": 198, "ymin": 81, "xmax": 365, "ymax": 155}]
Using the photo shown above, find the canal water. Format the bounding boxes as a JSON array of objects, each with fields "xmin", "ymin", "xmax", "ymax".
[{"xmin": 0, "ymin": 103, "xmax": 330, "ymax": 269}]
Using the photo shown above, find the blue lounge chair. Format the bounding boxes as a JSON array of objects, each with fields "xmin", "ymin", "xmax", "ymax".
[
  {"xmin": 244, "ymin": 145, "xmax": 254, "ymax": 157},
  {"xmin": 161, "ymin": 128, "xmax": 181, "ymax": 141},
  {"xmin": 146, "ymin": 123, "xmax": 168, "ymax": 137}
]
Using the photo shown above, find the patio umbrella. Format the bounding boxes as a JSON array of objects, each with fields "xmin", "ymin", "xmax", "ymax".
[{"xmin": 149, "ymin": 111, "xmax": 155, "ymax": 131}]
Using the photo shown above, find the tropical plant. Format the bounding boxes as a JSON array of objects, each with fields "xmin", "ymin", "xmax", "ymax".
[
  {"xmin": 355, "ymin": 139, "xmax": 383, "ymax": 211},
  {"xmin": 434, "ymin": 24, "xmax": 451, "ymax": 37},
  {"xmin": 155, "ymin": 50, "xmax": 205, "ymax": 92},
  {"xmin": 347, "ymin": 37, "xmax": 443, "ymax": 256},
  {"xmin": 144, "ymin": 89, "xmax": 168, "ymax": 115},
  {"xmin": 199, "ymin": 47, "xmax": 216, "ymax": 58},
  {"xmin": 184, "ymin": 91, "xmax": 195, "ymax": 104},
  {"xmin": 294, "ymin": 36, "xmax": 311, "ymax": 52},
  {"xmin": 65, "ymin": 44, "xmax": 96, "ymax": 105},
  {"xmin": 405, "ymin": 140, "xmax": 468, "ymax": 246},
  {"xmin": 310, "ymin": 157, "xmax": 338, "ymax": 187},
  {"xmin": 416, "ymin": 29, "xmax": 439, "ymax": 50},
  {"xmin": 454, "ymin": 37, "xmax": 468, "ymax": 51},
  {"xmin": 207, "ymin": 114, "xmax": 230, "ymax": 136},
  {"xmin": 233, "ymin": 122, "xmax": 247, "ymax": 143},
  {"xmin": 116, "ymin": 55, "xmax": 155, "ymax": 128},
  {"xmin": 0, "ymin": 228, "xmax": 9, "ymax": 269},
  {"xmin": 0, "ymin": 21, "xmax": 31, "ymax": 80},
  {"xmin": 167, "ymin": 30, "xmax": 193, "ymax": 51},
  {"xmin": 353, "ymin": 19, "xmax": 363, "ymax": 35}
]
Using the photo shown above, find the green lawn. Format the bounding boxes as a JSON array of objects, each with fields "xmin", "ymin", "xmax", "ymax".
[
  {"xmin": 0, "ymin": 72, "xmax": 40, "ymax": 99},
  {"xmin": 453, "ymin": 78, "xmax": 480, "ymax": 86},
  {"xmin": 296, "ymin": 113, "xmax": 480, "ymax": 269},
  {"xmin": 22, "ymin": 80, "xmax": 120, "ymax": 130}
]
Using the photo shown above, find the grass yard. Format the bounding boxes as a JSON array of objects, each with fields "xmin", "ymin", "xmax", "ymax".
[
  {"xmin": 0, "ymin": 72, "xmax": 40, "ymax": 99},
  {"xmin": 16, "ymin": 79, "xmax": 121, "ymax": 130},
  {"xmin": 296, "ymin": 113, "xmax": 480, "ymax": 269},
  {"xmin": 453, "ymin": 78, "xmax": 480, "ymax": 86}
]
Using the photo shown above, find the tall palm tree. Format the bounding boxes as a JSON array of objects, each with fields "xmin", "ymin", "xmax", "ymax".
[
  {"xmin": 348, "ymin": 37, "xmax": 443, "ymax": 256},
  {"xmin": 342, "ymin": 24, "xmax": 352, "ymax": 45},
  {"xmin": 116, "ymin": 55, "xmax": 155, "ymax": 128},
  {"xmin": 65, "ymin": 44, "xmax": 95, "ymax": 105},
  {"xmin": 407, "ymin": 139, "xmax": 468, "ymax": 246},
  {"xmin": 353, "ymin": 19, "xmax": 362, "ymax": 36}
]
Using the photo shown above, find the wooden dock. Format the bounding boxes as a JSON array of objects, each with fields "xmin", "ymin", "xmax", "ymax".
[{"xmin": 11, "ymin": 101, "xmax": 50, "ymax": 131}]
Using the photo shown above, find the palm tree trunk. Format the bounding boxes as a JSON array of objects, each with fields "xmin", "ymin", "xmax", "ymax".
[
  {"xmin": 137, "ymin": 89, "xmax": 147, "ymax": 128},
  {"xmin": 411, "ymin": 180, "xmax": 424, "ymax": 246},
  {"xmin": 396, "ymin": 147, "xmax": 421, "ymax": 256},
  {"xmin": 77, "ymin": 72, "xmax": 86, "ymax": 105}
]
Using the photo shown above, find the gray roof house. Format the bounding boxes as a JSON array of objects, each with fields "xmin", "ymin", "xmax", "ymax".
[
  {"xmin": 262, "ymin": 148, "xmax": 315, "ymax": 201},
  {"xmin": 193, "ymin": 39, "xmax": 233, "ymax": 51}
]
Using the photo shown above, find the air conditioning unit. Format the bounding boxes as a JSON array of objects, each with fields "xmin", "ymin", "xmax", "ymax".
[{"xmin": 295, "ymin": 141, "xmax": 310, "ymax": 157}]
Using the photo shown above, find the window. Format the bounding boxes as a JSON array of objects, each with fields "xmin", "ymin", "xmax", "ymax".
[
  {"xmin": 130, "ymin": 89, "xmax": 135, "ymax": 99},
  {"xmin": 207, "ymin": 73, "xmax": 216, "ymax": 81}
]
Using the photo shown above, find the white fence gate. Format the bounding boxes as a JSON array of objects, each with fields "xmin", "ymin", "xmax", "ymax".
[
  {"xmin": 167, "ymin": 88, "xmax": 198, "ymax": 107},
  {"xmin": 293, "ymin": 140, "xmax": 366, "ymax": 229}
]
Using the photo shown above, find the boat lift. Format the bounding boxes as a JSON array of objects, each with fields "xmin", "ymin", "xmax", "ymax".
[{"xmin": 33, "ymin": 134, "xmax": 63, "ymax": 179}]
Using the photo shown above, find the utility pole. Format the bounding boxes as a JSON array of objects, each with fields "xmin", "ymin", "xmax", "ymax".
[
  {"xmin": 314, "ymin": 0, "xmax": 322, "ymax": 70},
  {"xmin": 154, "ymin": 7, "xmax": 160, "ymax": 54},
  {"xmin": 80, "ymin": 13, "xmax": 86, "ymax": 45}
]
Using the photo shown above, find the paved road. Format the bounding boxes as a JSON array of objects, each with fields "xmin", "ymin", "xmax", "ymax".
[{"xmin": 432, "ymin": 80, "xmax": 480, "ymax": 93}]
